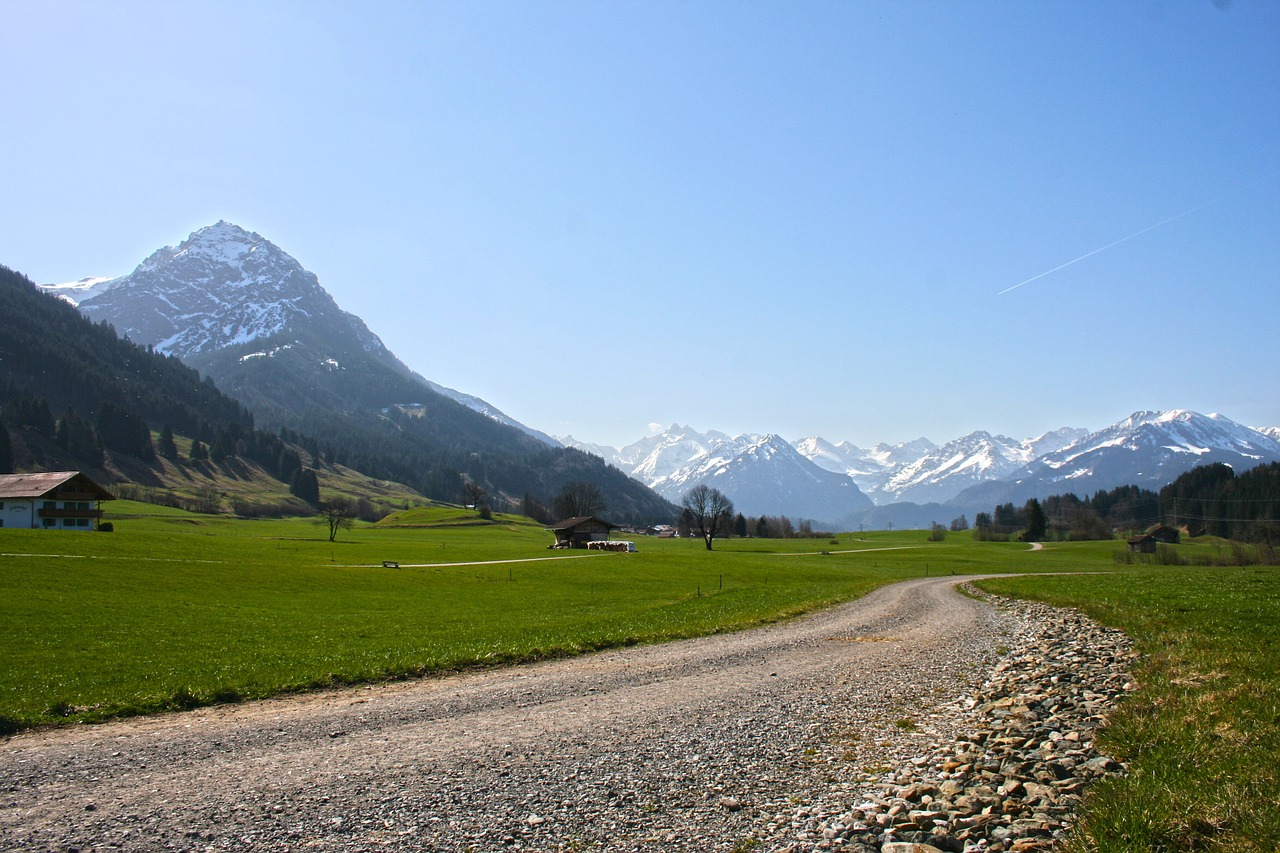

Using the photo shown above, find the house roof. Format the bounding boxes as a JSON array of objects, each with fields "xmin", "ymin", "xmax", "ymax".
[
  {"xmin": 0, "ymin": 472, "xmax": 115, "ymax": 501},
  {"xmin": 547, "ymin": 515, "xmax": 617, "ymax": 532}
]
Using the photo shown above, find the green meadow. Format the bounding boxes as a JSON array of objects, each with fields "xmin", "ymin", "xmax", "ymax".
[
  {"xmin": 2, "ymin": 501, "xmax": 1277, "ymax": 850},
  {"xmin": 1, "ymin": 501, "xmax": 1094, "ymax": 729}
]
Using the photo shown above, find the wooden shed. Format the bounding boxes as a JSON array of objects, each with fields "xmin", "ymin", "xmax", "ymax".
[
  {"xmin": 1126, "ymin": 533, "xmax": 1157, "ymax": 554},
  {"xmin": 547, "ymin": 515, "xmax": 617, "ymax": 549},
  {"xmin": 1144, "ymin": 524, "xmax": 1181, "ymax": 545}
]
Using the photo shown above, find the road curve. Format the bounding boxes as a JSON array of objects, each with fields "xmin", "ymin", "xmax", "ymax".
[{"xmin": 0, "ymin": 575, "xmax": 1016, "ymax": 852}]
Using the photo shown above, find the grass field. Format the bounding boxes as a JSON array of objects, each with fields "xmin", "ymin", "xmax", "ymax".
[{"xmin": 3, "ymin": 503, "xmax": 1277, "ymax": 850}]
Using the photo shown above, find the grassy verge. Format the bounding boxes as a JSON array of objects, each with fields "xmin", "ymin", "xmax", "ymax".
[{"xmin": 978, "ymin": 567, "xmax": 1280, "ymax": 852}]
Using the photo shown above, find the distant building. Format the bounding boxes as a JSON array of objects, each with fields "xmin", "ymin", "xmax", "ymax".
[
  {"xmin": 1144, "ymin": 524, "xmax": 1181, "ymax": 545},
  {"xmin": 1126, "ymin": 533, "xmax": 1157, "ymax": 554},
  {"xmin": 0, "ymin": 472, "xmax": 115, "ymax": 530},
  {"xmin": 1126, "ymin": 524, "xmax": 1181, "ymax": 554},
  {"xmin": 547, "ymin": 515, "xmax": 617, "ymax": 549}
]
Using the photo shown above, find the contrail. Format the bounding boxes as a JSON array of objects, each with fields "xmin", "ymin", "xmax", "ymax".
[{"xmin": 999, "ymin": 170, "xmax": 1279, "ymax": 295}]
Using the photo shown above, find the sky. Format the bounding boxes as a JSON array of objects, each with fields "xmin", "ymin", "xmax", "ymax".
[{"xmin": 3, "ymin": 0, "xmax": 1278, "ymax": 450}]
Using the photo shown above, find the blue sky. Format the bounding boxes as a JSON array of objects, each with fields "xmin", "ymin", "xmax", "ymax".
[{"xmin": 3, "ymin": 1, "xmax": 1277, "ymax": 449}]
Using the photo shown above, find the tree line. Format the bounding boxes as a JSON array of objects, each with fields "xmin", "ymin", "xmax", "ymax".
[{"xmin": 971, "ymin": 462, "xmax": 1280, "ymax": 544}]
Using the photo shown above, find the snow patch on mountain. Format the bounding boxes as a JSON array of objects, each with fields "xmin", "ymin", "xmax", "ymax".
[{"xmin": 39, "ymin": 276, "xmax": 119, "ymax": 305}]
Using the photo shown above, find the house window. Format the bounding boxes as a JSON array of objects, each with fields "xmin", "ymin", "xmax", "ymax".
[
  {"xmin": 0, "ymin": 501, "xmax": 5, "ymax": 510},
  {"xmin": 43, "ymin": 518, "xmax": 56, "ymax": 527},
  {"xmin": 76, "ymin": 518, "xmax": 89, "ymax": 527},
  {"xmin": 43, "ymin": 501, "xmax": 55, "ymax": 510}
]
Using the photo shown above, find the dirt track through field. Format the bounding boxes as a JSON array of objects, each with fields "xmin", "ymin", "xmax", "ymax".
[{"xmin": 0, "ymin": 575, "xmax": 1014, "ymax": 851}]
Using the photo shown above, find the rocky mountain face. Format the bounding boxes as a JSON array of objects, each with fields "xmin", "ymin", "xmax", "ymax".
[{"xmin": 41, "ymin": 223, "xmax": 554, "ymax": 444}]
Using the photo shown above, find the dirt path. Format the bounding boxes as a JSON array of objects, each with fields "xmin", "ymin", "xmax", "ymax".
[{"xmin": 0, "ymin": 575, "xmax": 1016, "ymax": 852}]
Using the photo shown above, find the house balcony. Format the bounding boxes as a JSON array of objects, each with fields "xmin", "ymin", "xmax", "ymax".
[{"xmin": 37, "ymin": 507, "xmax": 104, "ymax": 520}]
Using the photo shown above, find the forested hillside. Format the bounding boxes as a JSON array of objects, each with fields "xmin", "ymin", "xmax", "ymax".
[
  {"xmin": 1160, "ymin": 462, "xmax": 1280, "ymax": 540},
  {"xmin": 0, "ymin": 265, "xmax": 310, "ymax": 492}
]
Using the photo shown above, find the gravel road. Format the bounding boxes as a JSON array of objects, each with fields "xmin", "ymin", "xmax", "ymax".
[{"xmin": 1, "ymin": 575, "xmax": 1019, "ymax": 852}]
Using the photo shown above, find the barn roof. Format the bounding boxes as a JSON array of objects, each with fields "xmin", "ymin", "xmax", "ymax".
[
  {"xmin": 0, "ymin": 472, "xmax": 115, "ymax": 501},
  {"xmin": 547, "ymin": 515, "xmax": 617, "ymax": 532}
]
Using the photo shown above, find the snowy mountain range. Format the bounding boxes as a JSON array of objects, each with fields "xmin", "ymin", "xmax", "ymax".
[
  {"xmin": 565, "ymin": 411, "xmax": 1280, "ymax": 527},
  {"xmin": 562, "ymin": 425, "xmax": 872, "ymax": 521},
  {"xmin": 41, "ymin": 222, "xmax": 556, "ymax": 445}
]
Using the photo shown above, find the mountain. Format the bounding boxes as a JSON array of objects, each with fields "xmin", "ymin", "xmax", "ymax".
[
  {"xmin": 48, "ymin": 222, "xmax": 552, "ymax": 443},
  {"xmin": 40, "ymin": 223, "xmax": 672, "ymax": 522},
  {"xmin": 874, "ymin": 427, "xmax": 1091, "ymax": 505},
  {"xmin": 792, "ymin": 436, "xmax": 921, "ymax": 496},
  {"xmin": 565, "ymin": 425, "xmax": 873, "ymax": 524},
  {"xmin": 949, "ymin": 410, "xmax": 1280, "ymax": 513},
  {"xmin": 793, "ymin": 429, "xmax": 1089, "ymax": 505}
]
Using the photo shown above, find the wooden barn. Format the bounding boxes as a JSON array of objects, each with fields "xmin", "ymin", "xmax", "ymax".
[
  {"xmin": 1144, "ymin": 524, "xmax": 1181, "ymax": 545},
  {"xmin": 1127, "ymin": 524, "xmax": 1183, "ymax": 553},
  {"xmin": 547, "ymin": 515, "xmax": 617, "ymax": 549},
  {"xmin": 0, "ymin": 471, "xmax": 115, "ymax": 530},
  {"xmin": 1126, "ymin": 533, "xmax": 1158, "ymax": 554}
]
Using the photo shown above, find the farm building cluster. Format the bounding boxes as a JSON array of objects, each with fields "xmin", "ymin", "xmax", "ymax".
[{"xmin": 546, "ymin": 516, "xmax": 636, "ymax": 551}]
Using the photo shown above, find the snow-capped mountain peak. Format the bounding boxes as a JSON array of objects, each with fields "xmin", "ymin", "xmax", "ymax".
[
  {"xmin": 48, "ymin": 221, "xmax": 344, "ymax": 360},
  {"xmin": 1045, "ymin": 410, "xmax": 1277, "ymax": 466},
  {"xmin": 40, "ymin": 221, "xmax": 557, "ymax": 446}
]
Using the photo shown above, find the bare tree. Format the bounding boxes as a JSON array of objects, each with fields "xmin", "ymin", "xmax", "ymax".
[
  {"xmin": 680, "ymin": 484, "xmax": 735, "ymax": 551},
  {"xmin": 460, "ymin": 480, "xmax": 487, "ymax": 509},
  {"xmin": 320, "ymin": 496, "xmax": 354, "ymax": 542},
  {"xmin": 554, "ymin": 481, "xmax": 607, "ymax": 519}
]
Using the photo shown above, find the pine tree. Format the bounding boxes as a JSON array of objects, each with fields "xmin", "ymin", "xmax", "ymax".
[
  {"xmin": 157, "ymin": 423, "xmax": 179, "ymax": 460},
  {"xmin": 1022, "ymin": 498, "xmax": 1047, "ymax": 542},
  {"xmin": 0, "ymin": 421, "xmax": 11, "ymax": 473},
  {"xmin": 291, "ymin": 467, "xmax": 321, "ymax": 505}
]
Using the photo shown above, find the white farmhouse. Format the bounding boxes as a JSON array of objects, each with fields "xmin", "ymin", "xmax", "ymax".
[{"xmin": 0, "ymin": 471, "xmax": 115, "ymax": 530}]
